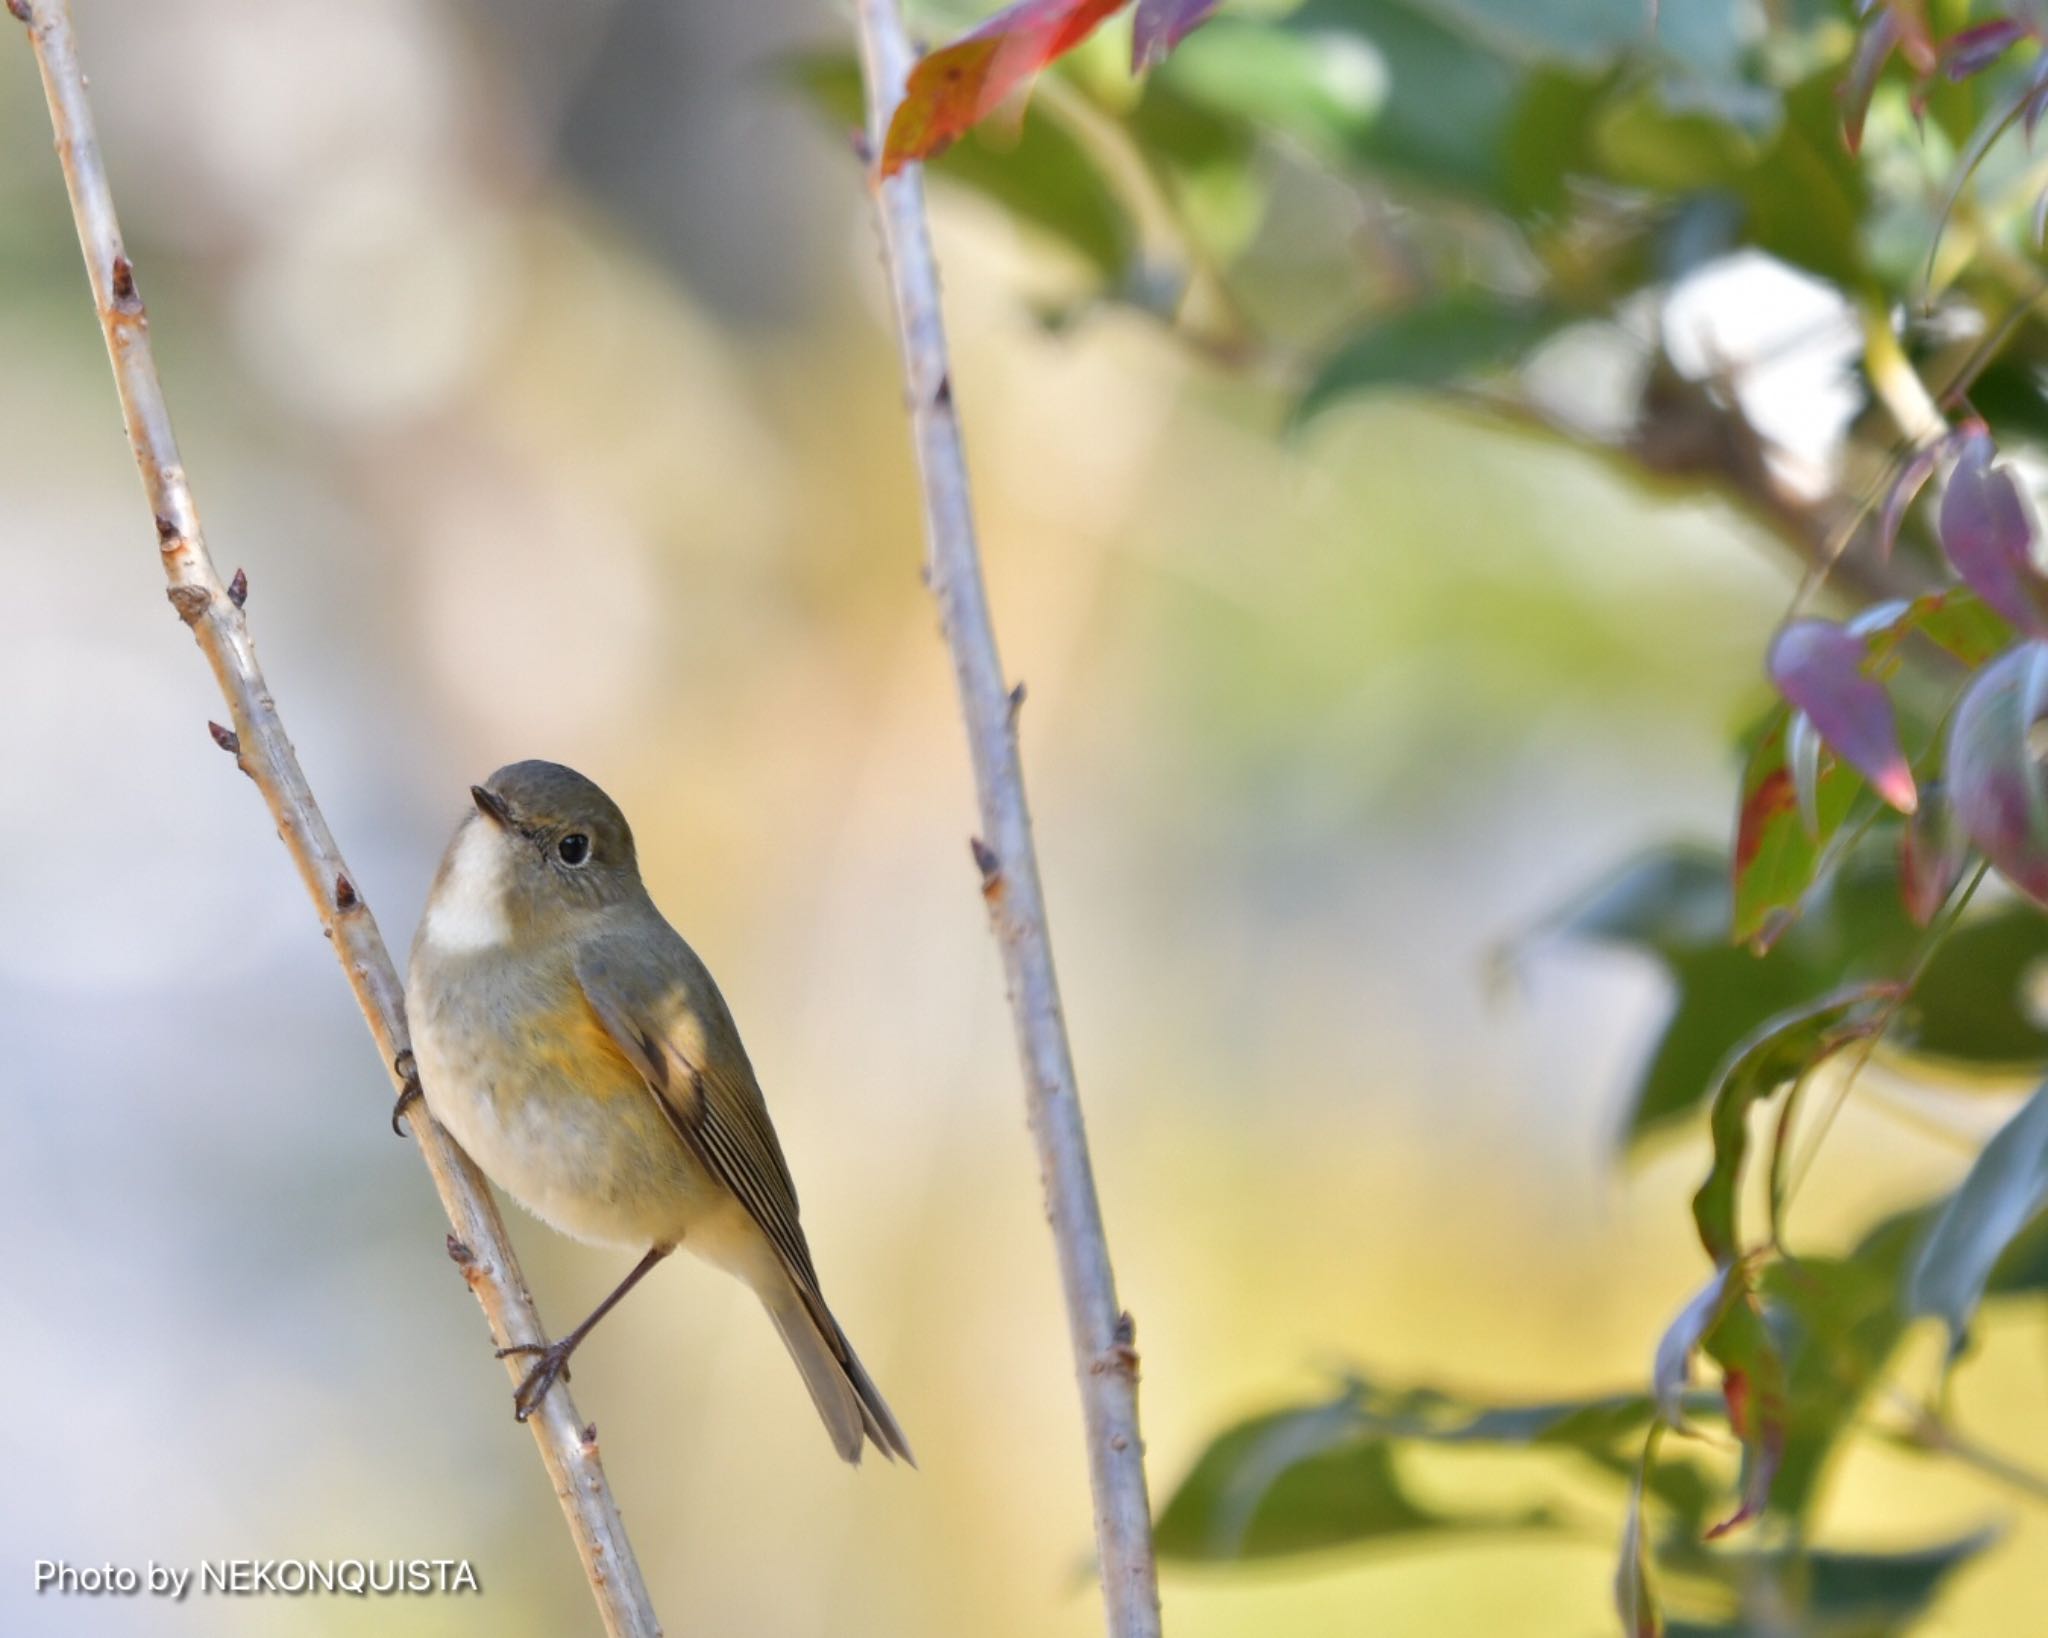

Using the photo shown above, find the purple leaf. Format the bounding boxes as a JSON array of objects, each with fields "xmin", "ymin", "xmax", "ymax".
[
  {"xmin": 1878, "ymin": 442, "xmax": 1942, "ymax": 558},
  {"xmin": 1886, "ymin": 0, "xmax": 1936, "ymax": 74},
  {"xmin": 1131, "ymin": 0, "xmax": 1219, "ymax": 69},
  {"xmin": 1842, "ymin": 7, "xmax": 1901, "ymax": 153},
  {"xmin": 1900, "ymin": 780, "xmax": 1968, "ymax": 925},
  {"xmin": 1940, "ymin": 428, "xmax": 2048, "ymax": 635},
  {"xmin": 1767, "ymin": 619, "xmax": 1918, "ymax": 813},
  {"xmin": 1948, "ymin": 640, "xmax": 2048, "ymax": 905},
  {"xmin": 1942, "ymin": 17, "xmax": 2029, "ymax": 81}
]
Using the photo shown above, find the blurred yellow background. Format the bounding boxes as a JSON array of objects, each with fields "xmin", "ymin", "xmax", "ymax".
[{"xmin": 1, "ymin": 1, "xmax": 2043, "ymax": 1633}]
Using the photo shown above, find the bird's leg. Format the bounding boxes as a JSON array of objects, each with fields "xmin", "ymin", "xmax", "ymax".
[
  {"xmin": 390, "ymin": 1050, "xmax": 424, "ymax": 1136},
  {"xmin": 497, "ymin": 1245, "xmax": 673, "ymax": 1422}
]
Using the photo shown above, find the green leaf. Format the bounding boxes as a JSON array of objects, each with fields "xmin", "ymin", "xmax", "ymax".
[
  {"xmin": 1652, "ymin": 1266, "xmax": 1743, "ymax": 1430},
  {"xmin": 1864, "ymin": 586, "xmax": 2015, "ymax": 671},
  {"xmin": 1649, "ymin": 1265, "xmax": 1790, "ymax": 1540},
  {"xmin": 1283, "ymin": 0, "xmax": 1756, "ymax": 210},
  {"xmin": 1662, "ymin": 1530, "xmax": 1998, "ymax": 1635},
  {"xmin": 1697, "ymin": 1286, "xmax": 1787, "ymax": 1539},
  {"xmin": 1438, "ymin": 0, "xmax": 1656, "ymax": 70},
  {"xmin": 1284, "ymin": 0, "xmax": 1523, "ymax": 197},
  {"xmin": 1154, "ymin": 18, "xmax": 1387, "ymax": 164},
  {"xmin": 1759, "ymin": 1240, "xmax": 1914, "ymax": 1520},
  {"xmin": 1898, "ymin": 905, "xmax": 2048, "ymax": 1062},
  {"xmin": 1984, "ymin": 1204, "xmax": 2048, "ymax": 1297},
  {"xmin": 1731, "ymin": 706, "xmax": 1861, "ymax": 950},
  {"xmin": 1736, "ymin": 71, "xmax": 1873, "ymax": 289},
  {"xmin": 1906, "ymin": 1077, "xmax": 2048, "ymax": 1357},
  {"xmin": 1152, "ymin": 1396, "xmax": 1450, "ymax": 1561},
  {"xmin": 1617, "ymin": 1436, "xmax": 1663, "ymax": 1638},
  {"xmin": 1299, "ymin": 295, "xmax": 1559, "ymax": 416},
  {"xmin": 782, "ymin": 50, "xmax": 1135, "ymax": 283},
  {"xmin": 1803, "ymin": 1531, "xmax": 2001, "ymax": 1623},
  {"xmin": 1431, "ymin": 1392, "xmax": 1657, "ymax": 1447},
  {"xmin": 1546, "ymin": 843, "xmax": 2048, "ymax": 1145},
  {"xmin": 1591, "ymin": 81, "xmax": 1765, "ymax": 192},
  {"xmin": 1642, "ymin": 1206, "xmax": 1957, "ymax": 1548},
  {"xmin": 1153, "ymin": 1380, "xmax": 1650, "ymax": 1563},
  {"xmin": 1500, "ymin": 64, "xmax": 1612, "ymax": 216},
  {"xmin": 1850, "ymin": 1195, "xmax": 2048, "ymax": 1305},
  {"xmin": 1691, "ymin": 984, "xmax": 1896, "ymax": 1266}
]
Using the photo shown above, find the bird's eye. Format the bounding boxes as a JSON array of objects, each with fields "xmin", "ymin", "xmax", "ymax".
[{"xmin": 557, "ymin": 833, "xmax": 591, "ymax": 867}]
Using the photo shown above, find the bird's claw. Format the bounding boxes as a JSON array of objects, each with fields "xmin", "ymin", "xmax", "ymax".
[
  {"xmin": 496, "ymin": 1339, "xmax": 574, "ymax": 1421},
  {"xmin": 391, "ymin": 1050, "xmax": 424, "ymax": 1136}
]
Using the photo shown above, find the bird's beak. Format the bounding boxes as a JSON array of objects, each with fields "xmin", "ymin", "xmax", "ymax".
[{"xmin": 471, "ymin": 785, "xmax": 513, "ymax": 828}]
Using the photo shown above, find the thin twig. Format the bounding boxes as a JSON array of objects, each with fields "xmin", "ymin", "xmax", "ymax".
[
  {"xmin": 1879, "ymin": 1390, "xmax": 2048, "ymax": 1506},
  {"xmin": 848, "ymin": 9, "xmax": 1164, "ymax": 1636},
  {"xmin": 12, "ymin": 6, "xmax": 660, "ymax": 1632},
  {"xmin": 1780, "ymin": 861, "xmax": 1992, "ymax": 1214}
]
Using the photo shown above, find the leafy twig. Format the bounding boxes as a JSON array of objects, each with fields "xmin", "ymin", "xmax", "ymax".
[
  {"xmin": 848, "ymin": 5, "xmax": 1165, "ymax": 1635},
  {"xmin": 10, "ymin": 5, "xmax": 661, "ymax": 1632}
]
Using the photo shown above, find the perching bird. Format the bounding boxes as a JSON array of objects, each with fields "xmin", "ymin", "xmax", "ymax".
[{"xmin": 404, "ymin": 759, "xmax": 911, "ymax": 1465}]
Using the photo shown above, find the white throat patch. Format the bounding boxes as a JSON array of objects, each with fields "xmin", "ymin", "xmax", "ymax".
[{"xmin": 424, "ymin": 817, "xmax": 513, "ymax": 953}]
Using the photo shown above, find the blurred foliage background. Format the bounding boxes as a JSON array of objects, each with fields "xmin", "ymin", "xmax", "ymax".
[{"xmin": 4, "ymin": 0, "xmax": 2048, "ymax": 1633}]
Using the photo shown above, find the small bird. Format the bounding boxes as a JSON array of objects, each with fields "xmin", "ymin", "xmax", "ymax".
[{"xmin": 404, "ymin": 759, "xmax": 911, "ymax": 1464}]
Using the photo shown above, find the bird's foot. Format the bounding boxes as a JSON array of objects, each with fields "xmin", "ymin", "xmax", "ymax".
[
  {"xmin": 391, "ymin": 1050, "xmax": 424, "ymax": 1136},
  {"xmin": 496, "ymin": 1338, "xmax": 574, "ymax": 1422}
]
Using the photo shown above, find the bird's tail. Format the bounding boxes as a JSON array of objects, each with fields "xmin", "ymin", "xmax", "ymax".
[{"xmin": 761, "ymin": 1274, "xmax": 915, "ymax": 1467}]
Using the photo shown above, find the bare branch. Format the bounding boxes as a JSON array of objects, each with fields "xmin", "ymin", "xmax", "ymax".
[
  {"xmin": 848, "ymin": 8, "xmax": 1164, "ymax": 1635},
  {"xmin": 12, "ymin": 5, "xmax": 660, "ymax": 1632}
]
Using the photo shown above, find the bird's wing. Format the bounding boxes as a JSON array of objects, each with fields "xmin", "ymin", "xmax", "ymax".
[{"xmin": 575, "ymin": 935, "xmax": 822, "ymax": 1297}]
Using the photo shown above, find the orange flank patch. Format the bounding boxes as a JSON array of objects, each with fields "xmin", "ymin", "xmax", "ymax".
[{"xmin": 518, "ymin": 992, "xmax": 644, "ymax": 1099}]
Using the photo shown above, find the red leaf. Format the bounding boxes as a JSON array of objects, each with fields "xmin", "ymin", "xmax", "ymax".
[
  {"xmin": 1767, "ymin": 619, "xmax": 1918, "ymax": 813},
  {"xmin": 1648, "ymin": 1267, "xmax": 1790, "ymax": 1540},
  {"xmin": 881, "ymin": 0, "xmax": 1131, "ymax": 177},
  {"xmin": 1948, "ymin": 640, "xmax": 2048, "ymax": 905},
  {"xmin": 1901, "ymin": 781, "xmax": 1968, "ymax": 925},
  {"xmin": 1735, "ymin": 765, "xmax": 1794, "ymax": 878},
  {"xmin": 1941, "ymin": 17, "xmax": 2029, "ymax": 82},
  {"xmin": 1703, "ymin": 1319, "xmax": 1787, "ymax": 1540},
  {"xmin": 1131, "ymin": 0, "xmax": 1219, "ymax": 70},
  {"xmin": 1731, "ymin": 707, "xmax": 1862, "ymax": 951},
  {"xmin": 1939, "ymin": 427, "xmax": 2048, "ymax": 637}
]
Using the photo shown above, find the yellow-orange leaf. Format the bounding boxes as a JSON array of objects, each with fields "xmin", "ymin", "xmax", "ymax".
[{"xmin": 881, "ymin": 0, "xmax": 1131, "ymax": 176}]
